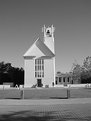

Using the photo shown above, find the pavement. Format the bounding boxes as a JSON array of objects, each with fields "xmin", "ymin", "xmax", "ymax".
[
  {"xmin": 0, "ymin": 98, "xmax": 91, "ymax": 105},
  {"xmin": 0, "ymin": 98, "xmax": 91, "ymax": 121}
]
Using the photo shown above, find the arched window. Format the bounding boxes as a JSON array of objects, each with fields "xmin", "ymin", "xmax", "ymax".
[{"xmin": 35, "ymin": 59, "xmax": 44, "ymax": 78}]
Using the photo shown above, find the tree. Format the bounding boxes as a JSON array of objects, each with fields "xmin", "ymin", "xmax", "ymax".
[
  {"xmin": 0, "ymin": 62, "xmax": 12, "ymax": 84},
  {"xmin": 56, "ymin": 71, "xmax": 61, "ymax": 74},
  {"xmin": 83, "ymin": 56, "xmax": 91, "ymax": 70},
  {"xmin": 8, "ymin": 67, "xmax": 24, "ymax": 87},
  {"xmin": 72, "ymin": 64, "xmax": 81, "ymax": 83},
  {"xmin": 12, "ymin": 67, "xmax": 24, "ymax": 86},
  {"xmin": 81, "ymin": 56, "xmax": 91, "ymax": 83},
  {"xmin": 0, "ymin": 61, "xmax": 24, "ymax": 86}
]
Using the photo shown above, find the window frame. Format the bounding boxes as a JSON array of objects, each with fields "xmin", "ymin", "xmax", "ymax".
[{"xmin": 35, "ymin": 59, "xmax": 44, "ymax": 78}]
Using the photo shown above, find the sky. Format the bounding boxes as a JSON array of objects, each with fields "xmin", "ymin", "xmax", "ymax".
[{"xmin": 0, "ymin": 0, "xmax": 91, "ymax": 73}]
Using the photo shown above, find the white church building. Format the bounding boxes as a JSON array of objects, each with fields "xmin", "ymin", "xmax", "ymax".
[{"xmin": 23, "ymin": 25, "xmax": 55, "ymax": 87}]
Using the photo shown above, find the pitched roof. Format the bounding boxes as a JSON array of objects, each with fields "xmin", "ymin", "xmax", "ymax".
[{"xmin": 23, "ymin": 38, "xmax": 55, "ymax": 58}]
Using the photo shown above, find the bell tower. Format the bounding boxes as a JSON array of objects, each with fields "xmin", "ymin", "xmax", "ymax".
[{"xmin": 42, "ymin": 25, "xmax": 55, "ymax": 54}]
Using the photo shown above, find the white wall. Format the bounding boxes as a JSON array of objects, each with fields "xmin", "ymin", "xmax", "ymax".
[
  {"xmin": 43, "ymin": 58, "xmax": 54, "ymax": 86},
  {"xmin": 24, "ymin": 59, "xmax": 36, "ymax": 87},
  {"xmin": 24, "ymin": 57, "xmax": 55, "ymax": 87}
]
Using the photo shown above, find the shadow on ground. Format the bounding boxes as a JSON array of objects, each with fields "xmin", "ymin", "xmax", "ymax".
[
  {"xmin": 0, "ymin": 111, "xmax": 53, "ymax": 121},
  {"xmin": 0, "ymin": 110, "xmax": 90, "ymax": 121}
]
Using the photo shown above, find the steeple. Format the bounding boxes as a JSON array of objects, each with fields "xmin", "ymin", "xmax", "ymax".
[
  {"xmin": 42, "ymin": 25, "xmax": 55, "ymax": 54},
  {"xmin": 42, "ymin": 25, "xmax": 55, "ymax": 38}
]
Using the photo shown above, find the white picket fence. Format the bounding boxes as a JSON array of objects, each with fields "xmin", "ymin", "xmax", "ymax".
[
  {"xmin": 0, "ymin": 85, "xmax": 24, "ymax": 90},
  {"xmin": 54, "ymin": 84, "xmax": 91, "ymax": 88}
]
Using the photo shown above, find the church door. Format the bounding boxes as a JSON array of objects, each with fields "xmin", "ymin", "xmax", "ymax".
[{"xmin": 37, "ymin": 79, "xmax": 42, "ymax": 87}]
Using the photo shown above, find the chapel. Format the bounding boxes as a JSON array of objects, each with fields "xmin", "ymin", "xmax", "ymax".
[{"xmin": 23, "ymin": 25, "xmax": 55, "ymax": 87}]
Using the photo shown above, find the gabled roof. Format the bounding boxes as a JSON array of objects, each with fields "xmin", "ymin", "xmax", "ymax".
[{"xmin": 23, "ymin": 38, "xmax": 55, "ymax": 58}]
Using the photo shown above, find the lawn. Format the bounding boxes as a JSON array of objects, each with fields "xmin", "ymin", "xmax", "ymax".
[
  {"xmin": 70, "ymin": 88, "xmax": 91, "ymax": 98},
  {"xmin": 23, "ymin": 88, "xmax": 67, "ymax": 99},
  {"xmin": 0, "ymin": 89, "xmax": 21, "ymax": 99},
  {"xmin": 0, "ymin": 87, "xmax": 91, "ymax": 99}
]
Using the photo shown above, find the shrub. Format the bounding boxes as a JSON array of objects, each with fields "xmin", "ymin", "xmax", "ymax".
[{"xmin": 45, "ymin": 85, "xmax": 49, "ymax": 88}]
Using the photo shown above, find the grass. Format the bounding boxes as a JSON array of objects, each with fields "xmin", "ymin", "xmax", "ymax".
[
  {"xmin": 70, "ymin": 88, "xmax": 91, "ymax": 98},
  {"xmin": 0, "ymin": 89, "xmax": 21, "ymax": 99},
  {"xmin": 0, "ymin": 87, "xmax": 91, "ymax": 99},
  {"xmin": 24, "ymin": 88, "xmax": 67, "ymax": 99}
]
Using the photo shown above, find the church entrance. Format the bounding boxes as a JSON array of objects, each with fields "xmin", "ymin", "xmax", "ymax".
[{"xmin": 37, "ymin": 79, "xmax": 42, "ymax": 87}]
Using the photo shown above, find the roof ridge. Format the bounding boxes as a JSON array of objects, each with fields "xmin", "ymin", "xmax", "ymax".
[
  {"xmin": 23, "ymin": 37, "xmax": 55, "ymax": 58},
  {"xmin": 36, "ymin": 38, "xmax": 55, "ymax": 56}
]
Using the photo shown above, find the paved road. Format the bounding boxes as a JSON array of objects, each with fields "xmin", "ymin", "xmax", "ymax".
[{"xmin": 0, "ymin": 98, "xmax": 91, "ymax": 121}]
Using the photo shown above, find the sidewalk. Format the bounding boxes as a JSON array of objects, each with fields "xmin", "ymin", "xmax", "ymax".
[
  {"xmin": 0, "ymin": 98, "xmax": 91, "ymax": 121},
  {"xmin": 0, "ymin": 98, "xmax": 91, "ymax": 105}
]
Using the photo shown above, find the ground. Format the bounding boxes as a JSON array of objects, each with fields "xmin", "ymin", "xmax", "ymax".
[{"xmin": 0, "ymin": 98, "xmax": 91, "ymax": 121}]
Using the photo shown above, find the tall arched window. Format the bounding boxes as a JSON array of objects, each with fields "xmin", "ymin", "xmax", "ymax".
[{"xmin": 35, "ymin": 59, "xmax": 44, "ymax": 78}]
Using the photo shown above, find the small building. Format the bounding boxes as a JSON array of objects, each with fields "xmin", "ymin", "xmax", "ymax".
[
  {"xmin": 55, "ymin": 72, "xmax": 73, "ymax": 86},
  {"xmin": 23, "ymin": 25, "xmax": 55, "ymax": 87}
]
